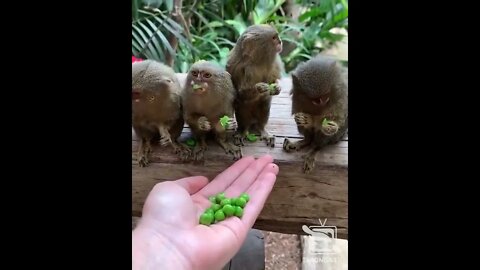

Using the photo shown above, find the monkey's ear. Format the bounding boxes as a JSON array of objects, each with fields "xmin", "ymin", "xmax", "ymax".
[{"xmin": 241, "ymin": 33, "xmax": 255, "ymax": 57}]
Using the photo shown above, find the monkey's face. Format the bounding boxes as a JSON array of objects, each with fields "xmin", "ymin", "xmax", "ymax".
[
  {"xmin": 291, "ymin": 57, "xmax": 340, "ymax": 109},
  {"xmin": 241, "ymin": 24, "xmax": 283, "ymax": 59},
  {"xmin": 187, "ymin": 67, "xmax": 215, "ymax": 95},
  {"xmin": 132, "ymin": 78, "xmax": 174, "ymax": 103},
  {"xmin": 292, "ymin": 75, "xmax": 332, "ymax": 114}
]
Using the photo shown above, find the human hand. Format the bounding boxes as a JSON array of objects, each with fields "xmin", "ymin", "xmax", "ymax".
[{"xmin": 132, "ymin": 155, "xmax": 279, "ymax": 270}]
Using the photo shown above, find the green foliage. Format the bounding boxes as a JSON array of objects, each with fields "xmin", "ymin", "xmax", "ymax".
[
  {"xmin": 132, "ymin": 0, "xmax": 348, "ymax": 73},
  {"xmin": 282, "ymin": 0, "xmax": 348, "ymax": 71}
]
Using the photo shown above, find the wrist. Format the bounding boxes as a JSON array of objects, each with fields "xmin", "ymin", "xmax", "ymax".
[{"xmin": 132, "ymin": 223, "xmax": 191, "ymax": 270}]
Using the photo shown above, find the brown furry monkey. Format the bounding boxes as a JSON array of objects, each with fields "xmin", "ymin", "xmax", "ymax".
[
  {"xmin": 283, "ymin": 55, "xmax": 348, "ymax": 174},
  {"xmin": 182, "ymin": 60, "xmax": 241, "ymax": 161},
  {"xmin": 226, "ymin": 24, "xmax": 284, "ymax": 147},
  {"xmin": 132, "ymin": 59, "xmax": 189, "ymax": 167}
]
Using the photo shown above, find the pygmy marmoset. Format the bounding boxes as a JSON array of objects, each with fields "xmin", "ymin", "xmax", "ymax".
[
  {"xmin": 182, "ymin": 60, "xmax": 241, "ymax": 161},
  {"xmin": 283, "ymin": 55, "xmax": 348, "ymax": 173},
  {"xmin": 132, "ymin": 59, "xmax": 189, "ymax": 167},
  {"xmin": 226, "ymin": 24, "xmax": 284, "ymax": 148}
]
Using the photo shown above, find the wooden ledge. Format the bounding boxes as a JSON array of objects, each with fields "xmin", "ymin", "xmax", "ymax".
[{"xmin": 132, "ymin": 74, "xmax": 348, "ymax": 239}]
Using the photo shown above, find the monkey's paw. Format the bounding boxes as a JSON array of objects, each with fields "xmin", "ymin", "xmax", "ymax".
[
  {"xmin": 228, "ymin": 118, "xmax": 238, "ymax": 131},
  {"xmin": 283, "ymin": 138, "xmax": 297, "ymax": 152},
  {"xmin": 223, "ymin": 143, "xmax": 243, "ymax": 160},
  {"xmin": 320, "ymin": 120, "xmax": 339, "ymax": 136},
  {"xmin": 233, "ymin": 133, "xmax": 245, "ymax": 146},
  {"xmin": 174, "ymin": 143, "xmax": 192, "ymax": 162},
  {"xmin": 260, "ymin": 134, "xmax": 275, "ymax": 148},
  {"xmin": 294, "ymin": 112, "xmax": 313, "ymax": 128},
  {"xmin": 193, "ymin": 145, "xmax": 207, "ymax": 161},
  {"xmin": 223, "ymin": 118, "xmax": 238, "ymax": 132},
  {"xmin": 159, "ymin": 136, "xmax": 172, "ymax": 146},
  {"xmin": 303, "ymin": 155, "xmax": 316, "ymax": 174},
  {"xmin": 198, "ymin": 116, "xmax": 212, "ymax": 131},
  {"xmin": 255, "ymin": 82, "xmax": 270, "ymax": 94},
  {"xmin": 138, "ymin": 154, "xmax": 149, "ymax": 167}
]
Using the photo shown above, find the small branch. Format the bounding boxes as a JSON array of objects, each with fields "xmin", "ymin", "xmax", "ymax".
[{"xmin": 166, "ymin": 0, "xmax": 190, "ymax": 67}]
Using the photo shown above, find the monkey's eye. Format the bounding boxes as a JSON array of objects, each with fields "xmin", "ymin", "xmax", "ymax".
[
  {"xmin": 192, "ymin": 71, "xmax": 198, "ymax": 76},
  {"xmin": 165, "ymin": 79, "xmax": 172, "ymax": 83},
  {"xmin": 273, "ymin": 36, "xmax": 277, "ymax": 40},
  {"xmin": 203, "ymin": 73, "xmax": 212, "ymax": 78}
]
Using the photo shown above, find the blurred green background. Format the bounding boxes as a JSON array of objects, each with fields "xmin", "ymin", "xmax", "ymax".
[{"xmin": 132, "ymin": 0, "xmax": 348, "ymax": 74}]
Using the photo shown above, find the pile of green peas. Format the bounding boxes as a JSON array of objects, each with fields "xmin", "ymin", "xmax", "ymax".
[{"xmin": 199, "ymin": 192, "xmax": 250, "ymax": 226}]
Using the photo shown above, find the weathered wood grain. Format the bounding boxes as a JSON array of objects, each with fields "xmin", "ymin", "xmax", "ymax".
[{"xmin": 132, "ymin": 74, "xmax": 348, "ymax": 239}]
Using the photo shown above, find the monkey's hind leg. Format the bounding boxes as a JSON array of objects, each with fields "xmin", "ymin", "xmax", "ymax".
[
  {"xmin": 233, "ymin": 130, "xmax": 247, "ymax": 146},
  {"xmin": 137, "ymin": 138, "xmax": 149, "ymax": 167},
  {"xmin": 216, "ymin": 134, "xmax": 243, "ymax": 160},
  {"xmin": 303, "ymin": 146, "xmax": 321, "ymax": 174},
  {"xmin": 259, "ymin": 129, "xmax": 275, "ymax": 148},
  {"xmin": 144, "ymin": 139, "xmax": 152, "ymax": 155},
  {"xmin": 302, "ymin": 136, "xmax": 330, "ymax": 174},
  {"xmin": 192, "ymin": 135, "xmax": 207, "ymax": 161}
]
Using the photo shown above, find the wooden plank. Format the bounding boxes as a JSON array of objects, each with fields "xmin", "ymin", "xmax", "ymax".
[{"xmin": 132, "ymin": 74, "xmax": 348, "ymax": 239}]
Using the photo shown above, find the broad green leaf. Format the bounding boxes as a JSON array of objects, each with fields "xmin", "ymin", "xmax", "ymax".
[
  {"xmin": 205, "ymin": 21, "xmax": 224, "ymax": 28},
  {"xmin": 193, "ymin": 34, "xmax": 222, "ymax": 56},
  {"xmin": 280, "ymin": 36, "xmax": 309, "ymax": 52},
  {"xmin": 219, "ymin": 47, "xmax": 230, "ymax": 58},
  {"xmin": 165, "ymin": 0, "xmax": 173, "ymax": 12},
  {"xmin": 225, "ymin": 19, "xmax": 246, "ymax": 36},
  {"xmin": 142, "ymin": 0, "xmax": 163, "ymax": 9}
]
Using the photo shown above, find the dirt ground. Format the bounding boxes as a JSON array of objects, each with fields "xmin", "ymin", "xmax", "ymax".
[{"xmin": 263, "ymin": 230, "xmax": 302, "ymax": 270}]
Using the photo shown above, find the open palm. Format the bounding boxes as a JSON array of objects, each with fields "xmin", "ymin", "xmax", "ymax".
[{"xmin": 133, "ymin": 155, "xmax": 279, "ymax": 270}]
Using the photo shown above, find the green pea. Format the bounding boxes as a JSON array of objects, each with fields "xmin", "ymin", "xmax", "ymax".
[
  {"xmin": 220, "ymin": 198, "xmax": 232, "ymax": 206},
  {"xmin": 234, "ymin": 206, "xmax": 244, "ymax": 217},
  {"xmin": 200, "ymin": 213, "xmax": 214, "ymax": 225},
  {"xmin": 205, "ymin": 208, "xmax": 214, "ymax": 215},
  {"xmin": 216, "ymin": 193, "xmax": 226, "ymax": 204},
  {"xmin": 246, "ymin": 133, "xmax": 257, "ymax": 142},
  {"xmin": 240, "ymin": 193, "xmax": 250, "ymax": 202},
  {"xmin": 236, "ymin": 197, "xmax": 246, "ymax": 207},
  {"xmin": 209, "ymin": 196, "xmax": 217, "ymax": 204},
  {"xmin": 222, "ymin": 204, "xmax": 235, "ymax": 217},
  {"xmin": 220, "ymin": 115, "xmax": 230, "ymax": 129},
  {"xmin": 214, "ymin": 210, "xmax": 225, "ymax": 222},
  {"xmin": 186, "ymin": 138, "xmax": 196, "ymax": 147},
  {"xmin": 211, "ymin": 203, "xmax": 221, "ymax": 212}
]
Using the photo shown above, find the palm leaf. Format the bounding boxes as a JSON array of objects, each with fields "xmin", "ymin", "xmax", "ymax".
[
  {"xmin": 144, "ymin": 18, "xmax": 176, "ymax": 57},
  {"xmin": 137, "ymin": 21, "xmax": 164, "ymax": 60},
  {"xmin": 132, "ymin": 24, "xmax": 161, "ymax": 60}
]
